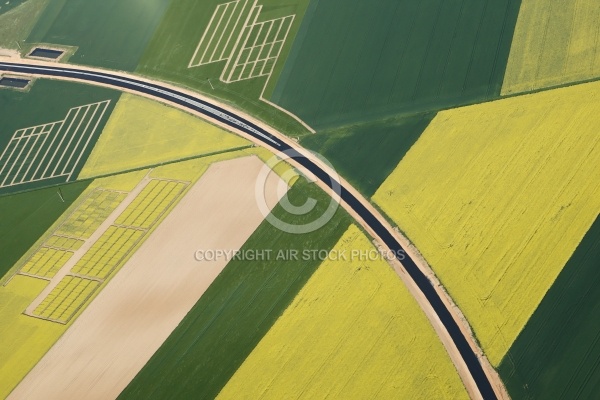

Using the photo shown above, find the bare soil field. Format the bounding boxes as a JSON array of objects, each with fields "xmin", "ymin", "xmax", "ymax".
[{"xmin": 8, "ymin": 155, "xmax": 284, "ymax": 400}]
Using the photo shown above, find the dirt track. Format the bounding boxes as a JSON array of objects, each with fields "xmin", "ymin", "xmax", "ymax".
[{"xmin": 8, "ymin": 156, "xmax": 285, "ymax": 400}]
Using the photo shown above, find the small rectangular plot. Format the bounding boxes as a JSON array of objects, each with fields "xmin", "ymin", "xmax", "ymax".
[
  {"xmin": 56, "ymin": 189, "xmax": 127, "ymax": 239},
  {"xmin": 240, "ymin": 62, "xmax": 254, "ymax": 80},
  {"xmin": 239, "ymin": 47, "xmax": 251, "ymax": 64},
  {"xmin": 252, "ymin": 60, "xmax": 268, "ymax": 77},
  {"xmin": 248, "ymin": 46, "xmax": 261, "ymax": 63},
  {"xmin": 224, "ymin": 13, "xmax": 294, "ymax": 83},
  {"xmin": 258, "ymin": 45, "xmax": 271, "ymax": 61},
  {"xmin": 264, "ymin": 19, "xmax": 280, "ymax": 43},
  {"xmin": 254, "ymin": 22, "xmax": 270, "ymax": 45},
  {"xmin": 244, "ymin": 23, "xmax": 263, "ymax": 47},
  {"xmin": 275, "ymin": 16, "xmax": 294, "ymax": 40},
  {"xmin": 115, "ymin": 180, "xmax": 187, "ymax": 229},
  {"xmin": 72, "ymin": 226, "xmax": 144, "ymax": 279},
  {"xmin": 45, "ymin": 235, "xmax": 85, "ymax": 251},
  {"xmin": 33, "ymin": 276, "xmax": 99, "ymax": 323},
  {"xmin": 262, "ymin": 58, "xmax": 277, "ymax": 76},
  {"xmin": 268, "ymin": 41, "xmax": 284, "ymax": 58},
  {"xmin": 20, "ymin": 248, "xmax": 73, "ymax": 279}
]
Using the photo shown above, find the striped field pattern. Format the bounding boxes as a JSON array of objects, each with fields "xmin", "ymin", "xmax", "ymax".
[
  {"xmin": 20, "ymin": 248, "xmax": 73, "ymax": 279},
  {"xmin": 22, "ymin": 177, "xmax": 189, "ymax": 324},
  {"xmin": 44, "ymin": 235, "xmax": 85, "ymax": 251},
  {"xmin": 223, "ymin": 14, "xmax": 294, "ymax": 83},
  {"xmin": 32, "ymin": 276, "xmax": 99, "ymax": 324},
  {"xmin": 71, "ymin": 227, "xmax": 144, "ymax": 279},
  {"xmin": 0, "ymin": 100, "xmax": 110, "ymax": 190},
  {"xmin": 189, "ymin": 0, "xmax": 295, "ymax": 84},
  {"xmin": 188, "ymin": 0, "xmax": 250, "ymax": 67},
  {"xmin": 55, "ymin": 188, "xmax": 127, "ymax": 239},
  {"xmin": 115, "ymin": 180, "xmax": 187, "ymax": 229}
]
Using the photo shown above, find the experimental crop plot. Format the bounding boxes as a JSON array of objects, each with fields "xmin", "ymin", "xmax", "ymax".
[
  {"xmin": 188, "ymin": 0, "xmax": 295, "ymax": 85},
  {"xmin": 31, "ymin": 276, "xmax": 99, "ymax": 324},
  {"xmin": 0, "ymin": 101, "xmax": 110, "ymax": 190}
]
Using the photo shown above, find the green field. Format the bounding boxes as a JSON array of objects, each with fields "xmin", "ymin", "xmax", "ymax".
[
  {"xmin": 0, "ymin": 0, "xmax": 47, "ymax": 50},
  {"xmin": 0, "ymin": 79, "xmax": 120, "ymax": 194},
  {"xmin": 0, "ymin": 179, "xmax": 90, "ymax": 281},
  {"xmin": 26, "ymin": 0, "xmax": 170, "ymax": 71},
  {"xmin": 0, "ymin": 0, "xmax": 28, "ymax": 15},
  {"xmin": 119, "ymin": 179, "xmax": 352, "ymax": 399},
  {"xmin": 136, "ymin": 0, "xmax": 312, "ymax": 136},
  {"xmin": 499, "ymin": 215, "xmax": 600, "ymax": 399},
  {"xmin": 271, "ymin": 0, "xmax": 522, "ymax": 129},
  {"xmin": 301, "ymin": 113, "xmax": 434, "ymax": 197}
]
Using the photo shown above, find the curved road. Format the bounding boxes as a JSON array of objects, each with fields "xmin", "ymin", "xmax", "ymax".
[{"xmin": 0, "ymin": 61, "xmax": 496, "ymax": 399}]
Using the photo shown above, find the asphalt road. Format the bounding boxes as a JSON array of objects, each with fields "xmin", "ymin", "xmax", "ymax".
[{"xmin": 0, "ymin": 61, "xmax": 497, "ymax": 399}]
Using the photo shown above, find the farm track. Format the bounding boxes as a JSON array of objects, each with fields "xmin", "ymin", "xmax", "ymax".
[{"xmin": 0, "ymin": 59, "xmax": 501, "ymax": 400}]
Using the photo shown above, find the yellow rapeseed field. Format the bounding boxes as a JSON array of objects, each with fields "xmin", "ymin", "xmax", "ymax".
[
  {"xmin": 217, "ymin": 225, "xmax": 468, "ymax": 400},
  {"xmin": 79, "ymin": 93, "xmax": 249, "ymax": 178},
  {"xmin": 150, "ymin": 147, "xmax": 298, "ymax": 186},
  {"xmin": 373, "ymin": 80, "xmax": 600, "ymax": 365},
  {"xmin": 0, "ymin": 275, "xmax": 66, "ymax": 399},
  {"xmin": 2, "ymin": 152, "xmax": 285, "ymax": 397},
  {"xmin": 33, "ymin": 276, "xmax": 99, "ymax": 323},
  {"xmin": 502, "ymin": 0, "xmax": 600, "ymax": 94}
]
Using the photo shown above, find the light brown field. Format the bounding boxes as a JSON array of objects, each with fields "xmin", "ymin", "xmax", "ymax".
[{"xmin": 8, "ymin": 156, "xmax": 284, "ymax": 400}]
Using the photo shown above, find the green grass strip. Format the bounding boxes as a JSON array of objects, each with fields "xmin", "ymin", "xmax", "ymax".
[
  {"xmin": 499, "ymin": 214, "xmax": 600, "ymax": 399},
  {"xmin": 119, "ymin": 179, "xmax": 352, "ymax": 399},
  {"xmin": 301, "ymin": 112, "xmax": 435, "ymax": 197}
]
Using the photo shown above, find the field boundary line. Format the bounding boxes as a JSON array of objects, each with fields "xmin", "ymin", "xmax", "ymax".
[
  {"xmin": 37, "ymin": 106, "xmax": 81, "ymax": 178},
  {"xmin": 31, "ymin": 276, "xmax": 100, "ymax": 324},
  {"xmin": 66, "ymin": 100, "xmax": 110, "ymax": 179},
  {"xmin": 18, "ymin": 123, "xmax": 55, "ymax": 182},
  {"xmin": 221, "ymin": 0, "xmax": 249, "ymax": 60},
  {"xmin": 209, "ymin": 2, "xmax": 233, "ymax": 61},
  {"xmin": 10, "ymin": 131, "xmax": 43, "ymax": 186},
  {"xmin": 221, "ymin": 2, "xmax": 261, "ymax": 82},
  {"xmin": 188, "ymin": 0, "xmax": 316, "ymax": 133},
  {"xmin": 48, "ymin": 104, "xmax": 93, "ymax": 176},
  {"xmin": 0, "ymin": 100, "xmax": 110, "ymax": 189},
  {"xmin": 460, "ymin": 0, "xmax": 488, "ymax": 94},
  {"xmin": 189, "ymin": 0, "xmax": 250, "ymax": 67},
  {"xmin": 23, "ymin": 174, "xmax": 153, "ymax": 316}
]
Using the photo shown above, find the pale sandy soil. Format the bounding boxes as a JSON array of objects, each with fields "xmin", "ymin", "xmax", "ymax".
[
  {"xmin": 24, "ymin": 175, "xmax": 151, "ymax": 316},
  {"xmin": 0, "ymin": 48, "xmax": 19, "ymax": 58},
  {"xmin": 8, "ymin": 156, "xmax": 285, "ymax": 400}
]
